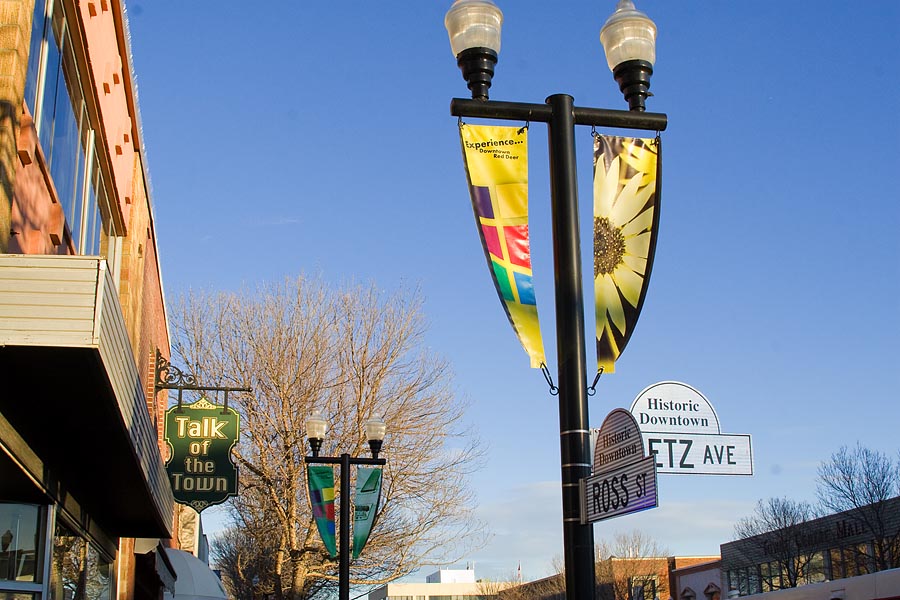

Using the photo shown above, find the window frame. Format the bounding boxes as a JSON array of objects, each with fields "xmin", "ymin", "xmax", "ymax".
[{"xmin": 23, "ymin": 0, "xmax": 122, "ymax": 274}]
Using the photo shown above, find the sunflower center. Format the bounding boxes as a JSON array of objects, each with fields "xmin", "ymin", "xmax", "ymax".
[{"xmin": 594, "ymin": 217, "xmax": 625, "ymax": 276}]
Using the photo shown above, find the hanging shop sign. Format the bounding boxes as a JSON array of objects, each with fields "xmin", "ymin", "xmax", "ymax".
[
  {"xmin": 581, "ymin": 408, "xmax": 658, "ymax": 524},
  {"xmin": 164, "ymin": 397, "xmax": 240, "ymax": 512},
  {"xmin": 628, "ymin": 381, "xmax": 753, "ymax": 475}
]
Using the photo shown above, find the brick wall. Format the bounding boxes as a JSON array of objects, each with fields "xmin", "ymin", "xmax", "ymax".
[{"xmin": 0, "ymin": 0, "xmax": 34, "ymax": 252}]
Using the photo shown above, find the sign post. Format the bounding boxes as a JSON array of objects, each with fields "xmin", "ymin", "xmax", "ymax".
[{"xmin": 581, "ymin": 408, "xmax": 658, "ymax": 524}]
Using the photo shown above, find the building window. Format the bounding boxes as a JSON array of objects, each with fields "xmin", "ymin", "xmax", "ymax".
[
  {"xmin": 23, "ymin": 0, "xmax": 121, "ymax": 272},
  {"xmin": 48, "ymin": 522, "xmax": 110, "ymax": 600},
  {"xmin": 629, "ymin": 575, "xmax": 657, "ymax": 600},
  {"xmin": 23, "ymin": 0, "xmax": 48, "ymax": 109},
  {"xmin": 804, "ymin": 551, "xmax": 826, "ymax": 585},
  {"xmin": 0, "ymin": 505, "xmax": 41, "ymax": 584}
]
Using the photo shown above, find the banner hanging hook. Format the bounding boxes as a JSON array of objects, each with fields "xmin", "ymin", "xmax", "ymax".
[
  {"xmin": 587, "ymin": 366, "xmax": 604, "ymax": 396},
  {"xmin": 540, "ymin": 362, "xmax": 559, "ymax": 396}
]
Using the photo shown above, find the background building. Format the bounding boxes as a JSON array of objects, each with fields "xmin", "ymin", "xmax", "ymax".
[
  {"xmin": 0, "ymin": 0, "xmax": 195, "ymax": 598},
  {"xmin": 494, "ymin": 555, "xmax": 719, "ymax": 600},
  {"xmin": 671, "ymin": 559, "xmax": 721, "ymax": 600},
  {"xmin": 368, "ymin": 568, "xmax": 504, "ymax": 599},
  {"xmin": 721, "ymin": 497, "xmax": 900, "ymax": 597}
]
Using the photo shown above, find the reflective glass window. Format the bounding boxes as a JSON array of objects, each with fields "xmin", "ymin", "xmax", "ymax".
[
  {"xmin": 23, "ymin": 0, "xmax": 48, "ymax": 110},
  {"xmin": 49, "ymin": 523, "xmax": 110, "ymax": 600},
  {"xmin": 0, "ymin": 505, "xmax": 40, "ymax": 583}
]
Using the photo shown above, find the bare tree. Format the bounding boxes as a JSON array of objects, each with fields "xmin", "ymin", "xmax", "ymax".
[
  {"xmin": 170, "ymin": 278, "xmax": 485, "ymax": 599},
  {"xmin": 595, "ymin": 530, "xmax": 670, "ymax": 600},
  {"xmin": 817, "ymin": 443, "xmax": 900, "ymax": 570},
  {"xmin": 495, "ymin": 574, "xmax": 565, "ymax": 600},
  {"xmin": 476, "ymin": 573, "xmax": 520, "ymax": 598},
  {"xmin": 733, "ymin": 497, "xmax": 817, "ymax": 589}
]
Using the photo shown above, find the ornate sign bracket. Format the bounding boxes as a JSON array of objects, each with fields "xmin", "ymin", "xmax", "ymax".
[{"xmin": 154, "ymin": 349, "xmax": 251, "ymax": 412}]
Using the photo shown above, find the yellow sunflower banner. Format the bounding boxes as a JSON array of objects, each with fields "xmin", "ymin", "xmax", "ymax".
[
  {"xmin": 459, "ymin": 123, "xmax": 546, "ymax": 368},
  {"xmin": 593, "ymin": 134, "xmax": 661, "ymax": 373}
]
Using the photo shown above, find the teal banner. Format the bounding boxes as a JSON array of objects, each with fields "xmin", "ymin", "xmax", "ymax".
[
  {"xmin": 307, "ymin": 466, "xmax": 337, "ymax": 557},
  {"xmin": 352, "ymin": 467, "xmax": 383, "ymax": 559}
]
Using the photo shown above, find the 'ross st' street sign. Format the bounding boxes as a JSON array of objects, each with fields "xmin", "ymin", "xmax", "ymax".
[{"xmin": 581, "ymin": 408, "xmax": 658, "ymax": 524}]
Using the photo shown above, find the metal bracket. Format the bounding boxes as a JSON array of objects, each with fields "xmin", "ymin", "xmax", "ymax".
[{"xmin": 154, "ymin": 349, "xmax": 251, "ymax": 413}]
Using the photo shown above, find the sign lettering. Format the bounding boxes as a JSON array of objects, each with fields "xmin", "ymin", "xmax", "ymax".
[
  {"xmin": 629, "ymin": 382, "xmax": 753, "ymax": 476},
  {"xmin": 582, "ymin": 409, "xmax": 658, "ymax": 523}
]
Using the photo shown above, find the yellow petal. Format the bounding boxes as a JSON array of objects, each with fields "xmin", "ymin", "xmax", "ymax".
[
  {"xmin": 610, "ymin": 172, "xmax": 645, "ymax": 226},
  {"xmin": 593, "ymin": 156, "xmax": 620, "ymax": 217},
  {"xmin": 621, "ymin": 206, "xmax": 654, "ymax": 238},
  {"xmin": 622, "ymin": 253, "xmax": 647, "ymax": 277},
  {"xmin": 625, "ymin": 231, "xmax": 652, "ymax": 260},
  {"xmin": 596, "ymin": 274, "xmax": 626, "ymax": 335},
  {"xmin": 613, "ymin": 264, "xmax": 644, "ymax": 307}
]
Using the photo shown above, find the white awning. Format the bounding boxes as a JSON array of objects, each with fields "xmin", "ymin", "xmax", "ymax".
[{"xmin": 162, "ymin": 548, "xmax": 228, "ymax": 600}]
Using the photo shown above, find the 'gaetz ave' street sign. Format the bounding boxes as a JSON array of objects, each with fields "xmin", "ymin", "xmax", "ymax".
[
  {"xmin": 164, "ymin": 397, "xmax": 240, "ymax": 512},
  {"xmin": 581, "ymin": 408, "xmax": 658, "ymax": 524},
  {"xmin": 629, "ymin": 381, "xmax": 753, "ymax": 475}
]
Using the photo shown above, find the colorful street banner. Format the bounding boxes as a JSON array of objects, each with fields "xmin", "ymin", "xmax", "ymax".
[
  {"xmin": 459, "ymin": 123, "xmax": 546, "ymax": 368},
  {"xmin": 307, "ymin": 465, "xmax": 337, "ymax": 557},
  {"xmin": 593, "ymin": 135, "xmax": 661, "ymax": 373},
  {"xmin": 351, "ymin": 467, "xmax": 383, "ymax": 559},
  {"xmin": 164, "ymin": 397, "xmax": 239, "ymax": 513}
]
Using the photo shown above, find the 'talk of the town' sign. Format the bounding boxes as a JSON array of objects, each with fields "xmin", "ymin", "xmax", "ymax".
[{"xmin": 164, "ymin": 397, "xmax": 240, "ymax": 512}]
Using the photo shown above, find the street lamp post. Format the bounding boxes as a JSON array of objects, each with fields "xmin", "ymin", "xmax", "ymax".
[
  {"xmin": 304, "ymin": 412, "xmax": 387, "ymax": 600},
  {"xmin": 445, "ymin": 1, "xmax": 667, "ymax": 598}
]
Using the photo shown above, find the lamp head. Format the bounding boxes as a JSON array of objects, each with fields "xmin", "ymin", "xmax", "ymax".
[
  {"xmin": 306, "ymin": 411, "xmax": 328, "ymax": 457},
  {"xmin": 445, "ymin": 0, "xmax": 503, "ymax": 101},
  {"xmin": 365, "ymin": 416, "xmax": 387, "ymax": 459},
  {"xmin": 600, "ymin": 0, "xmax": 657, "ymax": 111}
]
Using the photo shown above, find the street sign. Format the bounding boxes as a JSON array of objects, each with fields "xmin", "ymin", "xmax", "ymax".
[
  {"xmin": 645, "ymin": 433, "xmax": 752, "ymax": 474},
  {"xmin": 581, "ymin": 456, "xmax": 658, "ymax": 523},
  {"xmin": 629, "ymin": 381, "xmax": 753, "ymax": 475},
  {"xmin": 582, "ymin": 408, "xmax": 658, "ymax": 524}
]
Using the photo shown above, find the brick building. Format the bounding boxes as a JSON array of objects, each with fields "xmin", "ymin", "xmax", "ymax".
[
  {"xmin": 496, "ymin": 555, "xmax": 719, "ymax": 600},
  {"xmin": 0, "ymin": 0, "xmax": 190, "ymax": 598}
]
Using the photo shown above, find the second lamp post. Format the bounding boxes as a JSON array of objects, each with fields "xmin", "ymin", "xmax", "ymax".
[{"xmin": 305, "ymin": 412, "xmax": 387, "ymax": 600}]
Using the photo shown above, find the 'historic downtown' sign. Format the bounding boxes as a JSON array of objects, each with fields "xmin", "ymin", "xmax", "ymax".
[
  {"xmin": 629, "ymin": 381, "xmax": 753, "ymax": 475},
  {"xmin": 164, "ymin": 397, "xmax": 240, "ymax": 512}
]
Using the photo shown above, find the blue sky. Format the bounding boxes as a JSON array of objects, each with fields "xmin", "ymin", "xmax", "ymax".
[{"xmin": 126, "ymin": 0, "xmax": 900, "ymax": 584}]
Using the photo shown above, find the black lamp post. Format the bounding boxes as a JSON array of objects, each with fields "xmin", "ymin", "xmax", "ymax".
[
  {"xmin": 304, "ymin": 412, "xmax": 387, "ymax": 600},
  {"xmin": 445, "ymin": 1, "xmax": 667, "ymax": 598}
]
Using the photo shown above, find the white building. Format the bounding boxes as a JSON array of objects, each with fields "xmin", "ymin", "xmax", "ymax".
[{"xmin": 368, "ymin": 568, "xmax": 506, "ymax": 599}]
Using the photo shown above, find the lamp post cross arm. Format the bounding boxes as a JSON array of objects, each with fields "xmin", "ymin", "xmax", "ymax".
[
  {"xmin": 304, "ymin": 456, "xmax": 387, "ymax": 467},
  {"xmin": 451, "ymin": 98, "xmax": 667, "ymax": 131}
]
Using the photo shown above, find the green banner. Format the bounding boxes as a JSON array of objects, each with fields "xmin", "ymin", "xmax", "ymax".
[
  {"xmin": 307, "ymin": 466, "xmax": 337, "ymax": 557},
  {"xmin": 352, "ymin": 467, "xmax": 382, "ymax": 559},
  {"xmin": 164, "ymin": 397, "xmax": 239, "ymax": 512}
]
